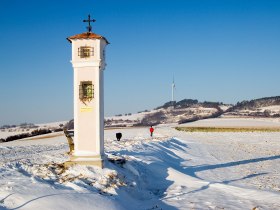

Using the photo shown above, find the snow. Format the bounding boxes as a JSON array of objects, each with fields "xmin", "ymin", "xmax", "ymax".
[
  {"xmin": 0, "ymin": 121, "xmax": 66, "ymax": 140},
  {"xmin": 105, "ymin": 110, "xmax": 155, "ymax": 121},
  {"xmin": 35, "ymin": 121, "xmax": 68, "ymax": 128},
  {"xmin": 1, "ymin": 121, "xmax": 280, "ymax": 209},
  {"xmin": 0, "ymin": 130, "xmax": 27, "ymax": 139},
  {"xmin": 258, "ymin": 105, "xmax": 280, "ymax": 112},
  {"xmin": 105, "ymin": 106, "xmax": 223, "ymax": 127},
  {"xmin": 219, "ymin": 105, "xmax": 232, "ymax": 111},
  {"xmin": 178, "ymin": 117, "xmax": 280, "ymax": 128},
  {"xmin": 224, "ymin": 105, "xmax": 280, "ymax": 117}
]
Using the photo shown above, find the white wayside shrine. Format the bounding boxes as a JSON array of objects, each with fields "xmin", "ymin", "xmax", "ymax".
[{"xmin": 65, "ymin": 15, "xmax": 109, "ymax": 168}]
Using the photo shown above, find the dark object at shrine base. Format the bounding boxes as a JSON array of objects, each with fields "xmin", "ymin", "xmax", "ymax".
[{"xmin": 116, "ymin": 133, "xmax": 122, "ymax": 141}]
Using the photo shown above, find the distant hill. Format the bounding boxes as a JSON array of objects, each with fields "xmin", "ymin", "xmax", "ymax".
[
  {"xmin": 105, "ymin": 99, "xmax": 231, "ymax": 127},
  {"xmin": 0, "ymin": 121, "xmax": 66, "ymax": 143},
  {"xmin": 230, "ymin": 96, "xmax": 280, "ymax": 111},
  {"xmin": 224, "ymin": 96, "xmax": 280, "ymax": 118},
  {"xmin": 2, "ymin": 96, "xmax": 279, "ymax": 142},
  {"xmin": 59, "ymin": 96, "xmax": 280, "ymax": 129},
  {"xmin": 105, "ymin": 96, "xmax": 280, "ymax": 127}
]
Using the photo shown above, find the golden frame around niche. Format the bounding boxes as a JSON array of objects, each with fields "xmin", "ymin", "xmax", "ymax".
[
  {"xmin": 78, "ymin": 46, "xmax": 94, "ymax": 58},
  {"xmin": 79, "ymin": 81, "xmax": 94, "ymax": 103}
]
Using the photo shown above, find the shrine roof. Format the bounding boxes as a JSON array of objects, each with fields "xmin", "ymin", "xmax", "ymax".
[{"xmin": 67, "ymin": 32, "xmax": 109, "ymax": 44}]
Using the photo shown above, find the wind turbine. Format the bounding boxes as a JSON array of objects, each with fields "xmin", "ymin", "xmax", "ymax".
[{"xmin": 172, "ymin": 76, "xmax": 176, "ymax": 103}]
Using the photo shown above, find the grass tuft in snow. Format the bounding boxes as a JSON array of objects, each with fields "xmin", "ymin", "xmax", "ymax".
[{"xmin": 16, "ymin": 159, "xmax": 129, "ymax": 196}]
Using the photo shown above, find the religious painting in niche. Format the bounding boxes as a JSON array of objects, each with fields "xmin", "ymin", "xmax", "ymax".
[
  {"xmin": 78, "ymin": 46, "xmax": 93, "ymax": 58},
  {"xmin": 79, "ymin": 81, "xmax": 94, "ymax": 103}
]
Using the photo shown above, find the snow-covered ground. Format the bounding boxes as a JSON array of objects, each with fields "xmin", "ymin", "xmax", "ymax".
[
  {"xmin": 258, "ymin": 105, "xmax": 280, "ymax": 112},
  {"xmin": 179, "ymin": 117, "xmax": 280, "ymax": 128},
  {"xmin": 1, "ymin": 121, "xmax": 280, "ymax": 209},
  {"xmin": 0, "ymin": 121, "xmax": 67, "ymax": 140}
]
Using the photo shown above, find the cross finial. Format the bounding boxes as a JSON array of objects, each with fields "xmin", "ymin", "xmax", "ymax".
[{"xmin": 83, "ymin": 14, "xmax": 96, "ymax": 33}]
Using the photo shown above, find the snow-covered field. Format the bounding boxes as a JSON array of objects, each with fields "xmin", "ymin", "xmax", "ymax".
[
  {"xmin": 179, "ymin": 117, "xmax": 280, "ymax": 128},
  {"xmin": 0, "ymin": 121, "xmax": 67, "ymax": 140},
  {"xmin": 1, "ymin": 120, "xmax": 280, "ymax": 209}
]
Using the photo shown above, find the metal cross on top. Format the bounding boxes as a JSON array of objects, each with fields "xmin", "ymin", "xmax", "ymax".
[{"xmin": 83, "ymin": 14, "xmax": 96, "ymax": 32}]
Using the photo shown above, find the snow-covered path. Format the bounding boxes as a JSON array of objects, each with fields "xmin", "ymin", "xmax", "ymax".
[{"xmin": 0, "ymin": 125, "xmax": 280, "ymax": 209}]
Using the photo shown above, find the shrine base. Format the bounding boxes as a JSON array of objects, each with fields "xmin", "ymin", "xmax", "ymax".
[{"xmin": 64, "ymin": 155, "xmax": 104, "ymax": 168}]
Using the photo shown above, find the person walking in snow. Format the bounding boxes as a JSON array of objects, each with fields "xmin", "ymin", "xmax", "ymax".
[{"xmin": 150, "ymin": 126, "xmax": 154, "ymax": 137}]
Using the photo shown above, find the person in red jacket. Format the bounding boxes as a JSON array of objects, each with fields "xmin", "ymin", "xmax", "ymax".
[{"xmin": 150, "ymin": 126, "xmax": 154, "ymax": 137}]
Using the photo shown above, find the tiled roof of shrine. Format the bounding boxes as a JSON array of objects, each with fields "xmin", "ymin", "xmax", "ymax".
[{"xmin": 67, "ymin": 32, "xmax": 109, "ymax": 44}]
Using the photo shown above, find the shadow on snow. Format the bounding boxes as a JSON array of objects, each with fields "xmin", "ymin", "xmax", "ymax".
[
  {"xmin": 3, "ymin": 137, "xmax": 280, "ymax": 210},
  {"xmin": 114, "ymin": 137, "xmax": 280, "ymax": 205}
]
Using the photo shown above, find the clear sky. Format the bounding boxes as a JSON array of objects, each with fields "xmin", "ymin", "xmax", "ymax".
[{"xmin": 0, "ymin": 0, "xmax": 280, "ymax": 125}]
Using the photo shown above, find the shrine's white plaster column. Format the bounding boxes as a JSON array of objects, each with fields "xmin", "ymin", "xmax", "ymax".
[{"xmin": 66, "ymin": 28, "xmax": 109, "ymax": 168}]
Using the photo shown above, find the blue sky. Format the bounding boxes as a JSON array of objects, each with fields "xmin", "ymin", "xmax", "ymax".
[{"xmin": 0, "ymin": 0, "xmax": 280, "ymax": 125}]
